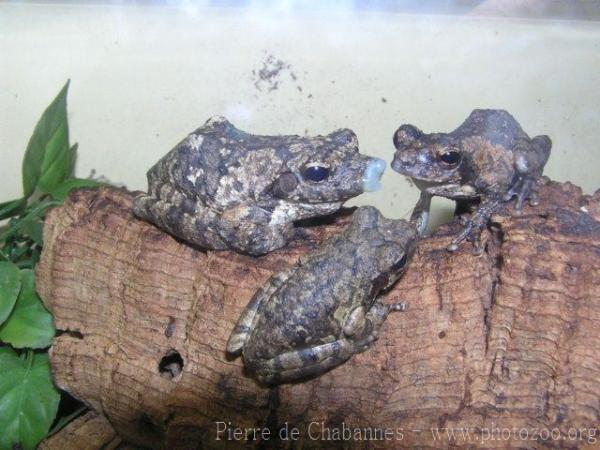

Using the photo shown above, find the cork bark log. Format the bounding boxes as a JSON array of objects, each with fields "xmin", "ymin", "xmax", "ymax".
[
  {"xmin": 39, "ymin": 412, "xmax": 121, "ymax": 450},
  {"xmin": 36, "ymin": 181, "xmax": 600, "ymax": 449}
]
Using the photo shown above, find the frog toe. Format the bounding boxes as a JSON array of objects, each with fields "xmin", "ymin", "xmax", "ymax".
[
  {"xmin": 503, "ymin": 191, "xmax": 515, "ymax": 202},
  {"xmin": 448, "ymin": 222, "xmax": 472, "ymax": 252},
  {"xmin": 389, "ymin": 302, "xmax": 407, "ymax": 312},
  {"xmin": 513, "ymin": 178, "xmax": 536, "ymax": 211},
  {"xmin": 528, "ymin": 189, "xmax": 540, "ymax": 206},
  {"xmin": 447, "ymin": 242, "xmax": 460, "ymax": 252},
  {"xmin": 471, "ymin": 239, "xmax": 485, "ymax": 256}
]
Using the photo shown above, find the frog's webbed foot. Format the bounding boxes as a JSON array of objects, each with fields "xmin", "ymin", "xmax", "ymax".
[
  {"xmin": 447, "ymin": 216, "xmax": 485, "ymax": 255},
  {"xmin": 503, "ymin": 176, "xmax": 541, "ymax": 214},
  {"xmin": 226, "ymin": 269, "xmax": 294, "ymax": 355},
  {"xmin": 365, "ymin": 300, "xmax": 406, "ymax": 328},
  {"xmin": 448, "ymin": 199, "xmax": 500, "ymax": 255},
  {"xmin": 351, "ymin": 301, "xmax": 407, "ymax": 352},
  {"xmin": 514, "ymin": 178, "xmax": 536, "ymax": 211}
]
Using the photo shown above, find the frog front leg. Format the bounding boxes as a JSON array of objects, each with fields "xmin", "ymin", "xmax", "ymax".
[
  {"xmin": 255, "ymin": 300, "xmax": 406, "ymax": 384},
  {"xmin": 226, "ymin": 269, "xmax": 294, "ymax": 355},
  {"xmin": 409, "ymin": 191, "xmax": 432, "ymax": 237},
  {"xmin": 344, "ymin": 300, "xmax": 407, "ymax": 344},
  {"xmin": 447, "ymin": 197, "xmax": 501, "ymax": 255},
  {"xmin": 503, "ymin": 177, "xmax": 538, "ymax": 212}
]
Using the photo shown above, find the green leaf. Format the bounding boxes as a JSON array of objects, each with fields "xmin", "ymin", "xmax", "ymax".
[
  {"xmin": 38, "ymin": 143, "xmax": 77, "ymax": 194},
  {"xmin": 0, "ymin": 200, "xmax": 60, "ymax": 243},
  {"xmin": 0, "ymin": 269, "xmax": 55, "ymax": 348},
  {"xmin": 48, "ymin": 177, "xmax": 104, "ymax": 202},
  {"xmin": 22, "ymin": 80, "xmax": 71, "ymax": 198},
  {"xmin": 20, "ymin": 219, "xmax": 44, "ymax": 247},
  {"xmin": 0, "ymin": 262, "xmax": 21, "ymax": 326},
  {"xmin": 0, "ymin": 199, "xmax": 26, "ymax": 221},
  {"xmin": 0, "ymin": 348, "xmax": 60, "ymax": 450}
]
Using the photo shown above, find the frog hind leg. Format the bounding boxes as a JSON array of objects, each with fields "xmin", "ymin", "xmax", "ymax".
[
  {"xmin": 504, "ymin": 134, "xmax": 552, "ymax": 212},
  {"xmin": 256, "ymin": 300, "xmax": 406, "ymax": 384},
  {"xmin": 132, "ymin": 176, "xmax": 225, "ymax": 248},
  {"xmin": 226, "ymin": 269, "xmax": 293, "ymax": 356},
  {"xmin": 255, "ymin": 339, "xmax": 359, "ymax": 385},
  {"xmin": 218, "ymin": 204, "xmax": 294, "ymax": 256}
]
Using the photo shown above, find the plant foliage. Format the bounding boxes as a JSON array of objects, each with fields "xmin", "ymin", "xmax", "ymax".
[{"xmin": 0, "ymin": 81, "xmax": 102, "ymax": 449}]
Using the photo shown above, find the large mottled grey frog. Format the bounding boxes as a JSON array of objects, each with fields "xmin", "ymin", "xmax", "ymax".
[
  {"xmin": 226, "ymin": 206, "xmax": 417, "ymax": 384},
  {"xmin": 391, "ymin": 109, "xmax": 551, "ymax": 253},
  {"xmin": 133, "ymin": 116, "xmax": 386, "ymax": 256}
]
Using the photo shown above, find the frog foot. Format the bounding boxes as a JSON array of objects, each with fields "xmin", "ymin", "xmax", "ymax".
[
  {"xmin": 388, "ymin": 302, "xmax": 407, "ymax": 312},
  {"xmin": 503, "ymin": 177, "xmax": 540, "ymax": 214},
  {"xmin": 447, "ymin": 200, "xmax": 500, "ymax": 255},
  {"xmin": 447, "ymin": 220, "xmax": 485, "ymax": 255},
  {"xmin": 457, "ymin": 214, "xmax": 470, "ymax": 226}
]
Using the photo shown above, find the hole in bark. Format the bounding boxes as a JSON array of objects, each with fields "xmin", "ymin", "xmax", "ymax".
[
  {"xmin": 56, "ymin": 329, "xmax": 84, "ymax": 339},
  {"xmin": 438, "ymin": 331, "xmax": 446, "ymax": 339},
  {"xmin": 159, "ymin": 349, "xmax": 184, "ymax": 379}
]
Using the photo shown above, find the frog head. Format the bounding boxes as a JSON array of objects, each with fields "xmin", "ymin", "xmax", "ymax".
[
  {"xmin": 270, "ymin": 128, "xmax": 386, "ymax": 205},
  {"xmin": 391, "ymin": 124, "xmax": 464, "ymax": 187},
  {"xmin": 348, "ymin": 206, "xmax": 417, "ymax": 291}
]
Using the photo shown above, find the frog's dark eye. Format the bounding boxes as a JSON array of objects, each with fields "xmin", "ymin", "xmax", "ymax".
[
  {"xmin": 438, "ymin": 149, "xmax": 461, "ymax": 167},
  {"xmin": 303, "ymin": 165, "xmax": 330, "ymax": 182},
  {"xmin": 392, "ymin": 254, "xmax": 408, "ymax": 271}
]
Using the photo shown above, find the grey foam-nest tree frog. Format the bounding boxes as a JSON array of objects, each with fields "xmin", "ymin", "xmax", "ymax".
[
  {"xmin": 133, "ymin": 116, "xmax": 386, "ymax": 256},
  {"xmin": 226, "ymin": 206, "xmax": 417, "ymax": 384},
  {"xmin": 391, "ymin": 109, "xmax": 551, "ymax": 254}
]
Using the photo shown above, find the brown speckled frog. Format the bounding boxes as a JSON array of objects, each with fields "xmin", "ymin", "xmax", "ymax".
[
  {"xmin": 226, "ymin": 206, "xmax": 417, "ymax": 384},
  {"xmin": 133, "ymin": 116, "xmax": 386, "ymax": 256},
  {"xmin": 391, "ymin": 109, "xmax": 551, "ymax": 253}
]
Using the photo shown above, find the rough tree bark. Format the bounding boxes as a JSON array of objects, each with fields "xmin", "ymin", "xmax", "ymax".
[
  {"xmin": 37, "ymin": 181, "xmax": 600, "ymax": 449},
  {"xmin": 39, "ymin": 412, "xmax": 121, "ymax": 450}
]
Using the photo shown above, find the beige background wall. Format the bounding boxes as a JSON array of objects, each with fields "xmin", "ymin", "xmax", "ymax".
[{"xmin": 1, "ymin": 2, "xmax": 599, "ymax": 225}]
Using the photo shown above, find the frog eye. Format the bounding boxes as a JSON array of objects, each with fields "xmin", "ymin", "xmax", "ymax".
[
  {"xmin": 303, "ymin": 164, "xmax": 330, "ymax": 182},
  {"xmin": 392, "ymin": 254, "xmax": 408, "ymax": 271},
  {"xmin": 438, "ymin": 148, "xmax": 461, "ymax": 167}
]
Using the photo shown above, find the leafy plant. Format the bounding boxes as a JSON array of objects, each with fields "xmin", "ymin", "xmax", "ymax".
[{"xmin": 0, "ymin": 81, "xmax": 103, "ymax": 450}]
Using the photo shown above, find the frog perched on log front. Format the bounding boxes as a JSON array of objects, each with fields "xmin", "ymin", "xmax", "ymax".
[
  {"xmin": 226, "ymin": 206, "xmax": 418, "ymax": 384},
  {"xmin": 391, "ymin": 109, "xmax": 551, "ymax": 253},
  {"xmin": 133, "ymin": 117, "xmax": 386, "ymax": 256}
]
